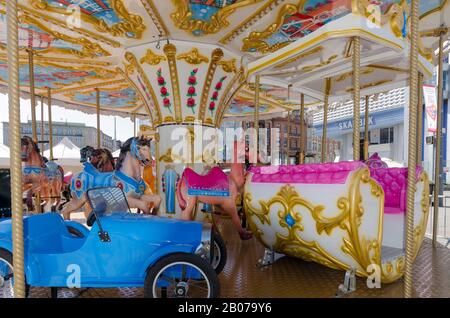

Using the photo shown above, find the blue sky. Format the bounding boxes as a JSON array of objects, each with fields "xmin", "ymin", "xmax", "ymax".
[{"xmin": 0, "ymin": 93, "xmax": 135, "ymax": 142}]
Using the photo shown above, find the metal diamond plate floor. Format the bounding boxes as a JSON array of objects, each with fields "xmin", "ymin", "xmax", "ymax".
[{"xmin": 26, "ymin": 218, "xmax": 450, "ymax": 298}]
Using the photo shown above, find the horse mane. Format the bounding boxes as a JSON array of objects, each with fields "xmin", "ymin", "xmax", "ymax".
[
  {"xmin": 115, "ymin": 137, "xmax": 151, "ymax": 171},
  {"xmin": 21, "ymin": 136, "xmax": 40, "ymax": 154}
]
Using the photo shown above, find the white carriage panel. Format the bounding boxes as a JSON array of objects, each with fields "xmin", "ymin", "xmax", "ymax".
[{"xmin": 383, "ymin": 214, "xmax": 404, "ymax": 249}]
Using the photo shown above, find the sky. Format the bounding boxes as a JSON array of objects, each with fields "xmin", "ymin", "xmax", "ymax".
[{"xmin": 0, "ymin": 93, "xmax": 135, "ymax": 142}]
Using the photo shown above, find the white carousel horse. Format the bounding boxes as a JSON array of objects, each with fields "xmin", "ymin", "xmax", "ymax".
[{"xmin": 61, "ymin": 137, "xmax": 161, "ymax": 220}]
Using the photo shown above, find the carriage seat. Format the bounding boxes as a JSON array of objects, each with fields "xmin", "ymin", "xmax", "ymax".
[
  {"xmin": 249, "ymin": 162, "xmax": 366, "ymax": 184},
  {"xmin": 369, "ymin": 167, "xmax": 423, "ymax": 214},
  {"xmin": 24, "ymin": 213, "xmax": 85, "ymax": 254}
]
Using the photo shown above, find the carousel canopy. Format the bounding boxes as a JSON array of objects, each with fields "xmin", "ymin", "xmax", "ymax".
[{"xmin": 0, "ymin": 1, "xmax": 448, "ymax": 127}]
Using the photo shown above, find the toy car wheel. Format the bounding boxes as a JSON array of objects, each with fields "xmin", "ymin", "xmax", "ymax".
[
  {"xmin": 211, "ymin": 230, "xmax": 227, "ymax": 275},
  {"xmin": 144, "ymin": 253, "xmax": 220, "ymax": 298},
  {"xmin": 0, "ymin": 249, "xmax": 29, "ymax": 298}
]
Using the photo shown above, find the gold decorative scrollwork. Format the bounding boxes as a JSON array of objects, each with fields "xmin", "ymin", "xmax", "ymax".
[
  {"xmin": 218, "ymin": 59, "xmax": 237, "ymax": 73},
  {"xmin": 0, "ymin": 12, "xmax": 110, "ymax": 58},
  {"xmin": 158, "ymin": 147, "xmax": 186, "ymax": 164},
  {"xmin": 140, "ymin": 49, "xmax": 166, "ymax": 66},
  {"xmin": 170, "ymin": 0, "xmax": 263, "ymax": 36},
  {"xmin": 29, "ymin": 0, "xmax": 146, "ymax": 39},
  {"xmin": 241, "ymin": 1, "xmax": 306, "ymax": 54},
  {"xmin": 245, "ymin": 168, "xmax": 385, "ymax": 279},
  {"xmin": 334, "ymin": 68, "xmax": 374, "ymax": 83},
  {"xmin": 124, "ymin": 52, "xmax": 162, "ymax": 124},
  {"xmin": 199, "ymin": 48, "xmax": 224, "ymax": 122},
  {"xmin": 177, "ymin": 48, "xmax": 209, "ymax": 65}
]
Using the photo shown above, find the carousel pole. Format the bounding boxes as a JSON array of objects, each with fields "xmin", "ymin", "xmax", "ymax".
[
  {"xmin": 7, "ymin": 0, "xmax": 26, "ymax": 298},
  {"xmin": 47, "ymin": 87, "xmax": 54, "ymax": 161},
  {"xmin": 321, "ymin": 78, "xmax": 331, "ymax": 163},
  {"xmin": 364, "ymin": 95, "xmax": 370, "ymax": 161},
  {"xmin": 40, "ymin": 95, "xmax": 44, "ymax": 155},
  {"xmin": 353, "ymin": 36, "xmax": 361, "ymax": 161},
  {"xmin": 96, "ymin": 88, "xmax": 101, "ymax": 148},
  {"xmin": 27, "ymin": 49, "xmax": 38, "ymax": 143},
  {"xmin": 254, "ymin": 75, "xmax": 260, "ymax": 165},
  {"xmin": 300, "ymin": 94, "xmax": 305, "ymax": 164},
  {"xmin": 416, "ymin": 73, "xmax": 424, "ymax": 163},
  {"xmin": 286, "ymin": 111, "xmax": 291, "ymax": 164},
  {"xmin": 133, "ymin": 113, "xmax": 137, "ymax": 138},
  {"xmin": 404, "ymin": 0, "xmax": 420, "ymax": 298},
  {"xmin": 433, "ymin": 29, "xmax": 447, "ymax": 248},
  {"xmin": 28, "ymin": 49, "xmax": 42, "ymax": 213}
]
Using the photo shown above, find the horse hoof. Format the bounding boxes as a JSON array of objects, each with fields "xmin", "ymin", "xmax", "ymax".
[{"xmin": 239, "ymin": 231, "xmax": 253, "ymax": 241}]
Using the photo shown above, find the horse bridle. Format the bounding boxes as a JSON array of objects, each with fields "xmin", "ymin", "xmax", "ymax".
[{"xmin": 131, "ymin": 138, "xmax": 151, "ymax": 166}]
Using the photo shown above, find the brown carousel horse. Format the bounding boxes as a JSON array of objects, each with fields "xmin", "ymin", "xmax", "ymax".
[
  {"xmin": 21, "ymin": 136, "xmax": 64, "ymax": 212},
  {"xmin": 176, "ymin": 140, "xmax": 253, "ymax": 240},
  {"xmin": 62, "ymin": 137, "xmax": 161, "ymax": 220},
  {"xmin": 80, "ymin": 146, "xmax": 115, "ymax": 172}
]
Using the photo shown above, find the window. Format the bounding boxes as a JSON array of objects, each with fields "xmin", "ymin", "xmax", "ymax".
[{"xmin": 380, "ymin": 127, "xmax": 394, "ymax": 144}]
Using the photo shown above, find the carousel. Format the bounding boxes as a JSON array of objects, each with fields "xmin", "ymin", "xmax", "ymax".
[{"xmin": 1, "ymin": 0, "xmax": 450, "ymax": 298}]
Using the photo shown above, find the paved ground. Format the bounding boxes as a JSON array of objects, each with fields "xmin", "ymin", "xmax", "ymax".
[{"xmin": 25, "ymin": 214, "xmax": 450, "ymax": 298}]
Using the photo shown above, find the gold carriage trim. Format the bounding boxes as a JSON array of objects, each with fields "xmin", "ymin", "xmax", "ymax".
[{"xmin": 245, "ymin": 168, "xmax": 385, "ymax": 279}]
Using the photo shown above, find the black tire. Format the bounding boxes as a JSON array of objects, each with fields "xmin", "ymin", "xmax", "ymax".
[
  {"xmin": 211, "ymin": 230, "xmax": 227, "ymax": 275},
  {"xmin": 66, "ymin": 225, "xmax": 85, "ymax": 238},
  {"xmin": 144, "ymin": 253, "xmax": 220, "ymax": 298},
  {"xmin": 0, "ymin": 249, "xmax": 30, "ymax": 298}
]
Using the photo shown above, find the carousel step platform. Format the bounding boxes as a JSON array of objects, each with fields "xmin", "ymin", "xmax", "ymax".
[{"xmin": 381, "ymin": 245, "xmax": 404, "ymax": 262}]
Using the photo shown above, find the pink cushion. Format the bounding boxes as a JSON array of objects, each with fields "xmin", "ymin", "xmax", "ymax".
[
  {"xmin": 250, "ymin": 162, "xmax": 366, "ymax": 184},
  {"xmin": 385, "ymin": 207, "xmax": 405, "ymax": 214},
  {"xmin": 369, "ymin": 166, "xmax": 423, "ymax": 214}
]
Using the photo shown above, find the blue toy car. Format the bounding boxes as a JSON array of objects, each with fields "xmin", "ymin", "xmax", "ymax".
[{"xmin": 0, "ymin": 187, "xmax": 219, "ymax": 298}]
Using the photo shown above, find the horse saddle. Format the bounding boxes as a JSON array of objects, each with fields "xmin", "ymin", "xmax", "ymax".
[{"xmin": 184, "ymin": 167, "xmax": 230, "ymax": 197}]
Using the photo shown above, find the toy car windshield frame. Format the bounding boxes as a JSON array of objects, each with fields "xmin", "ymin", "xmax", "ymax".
[{"xmin": 86, "ymin": 187, "xmax": 131, "ymax": 217}]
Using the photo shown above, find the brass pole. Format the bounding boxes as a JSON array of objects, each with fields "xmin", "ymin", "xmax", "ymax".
[
  {"xmin": 40, "ymin": 95, "xmax": 44, "ymax": 156},
  {"xmin": 96, "ymin": 88, "xmax": 101, "ymax": 148},
  {"xmin": 286, "ymin": 111, "xmax": 291, "ymax": 164},
  {"xmin": 321, "ymin": 78, "xmax": 331, "ymax": 163},
  {"xmin": 364, "ymin": 95, "xmax": 370, "ymax": 161},
  {"xmin": 133, "ymin": 113, "xmax": 137, "ymax": 138},
  {"xmin": 27, "ymin": 49, "xmax": 38, "ymax": 143},
  {"xmin": 404, "ymin": 0, "xmax": 420, "ymax": 298},
  {"xmin": 433, "ymin": 31, "xmax": 446, "ymax": 248},
  {"xmin": 254, "ymin": 75, "xmax": 260, "ymax": 164},
  {"xmin": 417, "ymin": 73, "xmax": 424, "ymax": 164},
  {"xmin": 7, "ymin": 0, "xmax": 26, "ymax": 298},
  {"xmin": 353, "ymin": 36, "xmax": 361, "ymax": 161},
  {"xmin": 47, "ymin": 87, "xmax": 53, "ymax": 161},
  {"xmin": 300, "ymin": 93, "xmax": 305, "ymax": 164}
]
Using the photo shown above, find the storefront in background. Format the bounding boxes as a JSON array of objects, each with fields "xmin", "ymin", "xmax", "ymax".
[{"xmin": 314, "ymin": 107, "xmax": 405, "ymax": 163}]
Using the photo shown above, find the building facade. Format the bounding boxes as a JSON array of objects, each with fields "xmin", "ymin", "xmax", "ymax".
[
  {"xmin": 313, "ymin": 87, "xmax": 407, "ymax": 164},
  {"xmin": 0, "ymin": 120, "xmax": 115, "ymax": 151},
  {"xmin": 220, "ymin": 111, "xmax": 309, "ymax": 164}
]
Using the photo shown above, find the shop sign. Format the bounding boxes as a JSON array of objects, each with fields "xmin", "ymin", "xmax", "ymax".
[{"xmin": 337, "ymin": 117, "xmax": 375, "ymax": 130}]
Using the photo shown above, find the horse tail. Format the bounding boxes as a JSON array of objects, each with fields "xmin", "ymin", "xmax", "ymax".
[{"xmin": 176, "ymin": 172, "xmax": 187, "ymax": 211}]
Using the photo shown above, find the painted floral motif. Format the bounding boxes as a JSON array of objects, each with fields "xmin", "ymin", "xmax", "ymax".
[
  {"xmin": 157, "ymin": 68, "xmax": 172, "ymax": 113},
  {"xmin": 186, "ymin": 68, "xmax": 198, "ymax": 113},
  {"xmin": 209, "ymin": 76, "xmax": 227, "ymax": 115}
]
